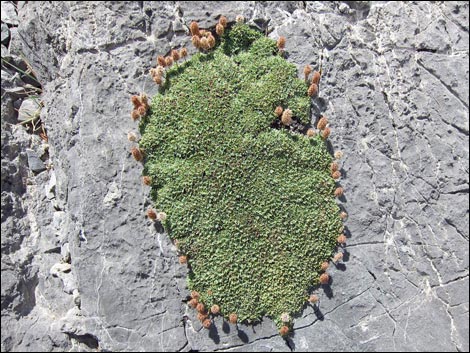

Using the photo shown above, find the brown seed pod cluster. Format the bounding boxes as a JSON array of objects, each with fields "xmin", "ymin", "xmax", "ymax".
[
  {"xmin": 279, "ymin": 325, "xmax": 289, "ymax": 336},
  {"xmin": 304, "ymin": 64, "xmax": 312, "ymax": 81},
  {"xmin": 330, "ymin": 162, "xmax": 339, "ymax": 173},
  {"xmin": 229, "ymin": 313, "xmax": 238, "ymax": 324},
  {"xmin": 210, "ymin": 304, "xmax": 220, "ymax": 315},
  {"xmin": 131, "ymin": 146, "xmax": 144, "ymax": 161},
  {"xmin": 179, "ymin": 255, "xmax": 188, "ymax": 264},
  {"xmin": 146, "ymin": 208, "xmax": 157, "ymax": 220},
  {"xmin": 142, "ymin": 176, "xmax": 152, "ymax": 185},
  {"xmin": 321, "ymin": 262, "xmax": 329, "ymax": 271},
  {"xmin": 308, "ymin": 294, "xmax": 319, "ymax": 304},
  {"xmin": 277, "ymin": 36, "xmax": 286, "ymax": 51},
  {"xmin": 321, "ymin": 127, "xmax": 331, "ymax": 140},
  {"xmin": 130, "ymin": 94, "xmax": 149, "ymax": 120},
  {"xmin": 334, "ymin": 187, "xmax": 344, "ymax": 197},
  {"xmin": 333, "ymin": 252, "xmax": 344, "ymax": 263},
  {"xmin": 312, "ymin": 71, "xmax": 321, "ymax": 85},
  {"xmin": 332, "ymin": 170, "xmax": 341, "ymax": 180},
  {"xmin": 190, "ymin": 18, "xmax": 226, "ymax": 52},
  {"xmin": 150, "ymin": 47, "xmax": 188, "ymax": 86},
  {"xmin": 306, "ymin": 128, "xmax": 315, "ymax": 137},
  {"xmin": 317, "ymin": 116, "xmax": 328, "ymax": 130},
  {"xmin": 340, "ymin": 211, "xmax": 348, "ymax": 220},
  {"xmin": 281, "ymin": 109, "xmax": 293, "ymax": 126},
  {"xmin": 307, "ymin": 83, "xmax": 318, "ymax": 97},
  {"xmin": 188, "ymin": 298, "xmax": 198, "ymax": 308},
  {"xmin": 202, "ymin": 319, "xmax": 212, "ymax": 329},
  {"xmin": 337, "ymin": 234, "xmax": 347, "ymax": 245},
  {"xmin": 274, "ymin": 106, "xmax": 283, "ymax": 117}
]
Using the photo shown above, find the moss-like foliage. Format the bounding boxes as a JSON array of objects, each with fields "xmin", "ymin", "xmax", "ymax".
[{"xmin": 139, "ymin": 23, "xmax": 341, "ymax": 326}]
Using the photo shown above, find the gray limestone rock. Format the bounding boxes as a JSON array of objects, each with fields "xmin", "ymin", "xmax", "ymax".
[
  {"xmin": 1, "ymin": 1, "xmax": 468, "ymax": 352},
  {"xmin": 1, "ymin": 1, "xmax": 18, "ymax": 25}
]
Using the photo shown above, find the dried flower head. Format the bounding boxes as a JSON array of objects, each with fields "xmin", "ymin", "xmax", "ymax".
[
  {"xmin": 337, "ymin": 234, "xmax": 347, "ymax": 245},
  {"xmin": 330, "ymin": 162, "xmax": 339, "ymax": 173},
  {"xmin": 156, "ymin": 65, "xmax": 165, "ymax": 75},
  {"xmin": 196, "ymin": 303, "xmax": 205, "ymax": 313},
  {"xmin": 142, "ymin": 176, "xmax": 152, "ymax": 185},
  {"xmin": 321, "ymin": 127, "xmax": 331, "ymax": 140},
  {"xmin": 319, "ymin": 273, "xmax": 329, "ymax": 285},
  {"xmin": 157, "ymin": 212, "xmax": 167, "ymax": 221},
  {"xmin": 207, "ymin": 34, "xmax": 216, "ymax": 48},
  {"xmin": 332, "ymin": 170, "xmax": 341, "ymax": 180},
  {"xmin": 127, "ymin": 132, "xmax": 137, "ymax": 142},
  {"xmin": 165, "ymin": 56, "xmax": 174, "ymax": 67},
  {"xmin": 304, "ymin": 64, "xmax": 312, "ymax": 81},
  {"xmin": 171, "ymin": 49, "xmax": 180, "ymax": 61},
  {"xmin": 340, "ymin": 211, "xmax": 348, "ymax": 220},
  {"xmin": 279, "ymin": 326, "xmax": 289, "ymax": 336},
  {"xmin": 131, "ymin": 95, "xmax": 141, "ymax": 109},
  {"xmin": 306, "ymin": 128, "xmax": 315, "ymax": 137},
  {"xmin": 312, "ymin": 70, "xmax": 321, "ymax": 85},
  {"xmin": 280, "ymin": 312, "xmax": 291, "ymax": 322},
  {"xmin": 317, "ymin": 116, "xmax": 328, "ymax": 130},
  {"xmin": 333, "ymin": 252, "xmax": 344, "ymax": 263},
  {"xmin": 180, "ymin": 47, "xmax": 188, "ymax": 58},
  {"xmin": 191, "ymin": 291, "xmax": 200, "ymax": 300},
  {"xmin": 140, "ymin": 94, "xmax": 148, "ymax": 108},
  {"xmin": 210, "ymin": 304, "xmax": 220, "ymax": 315},
  {"xmin": 131, "ymin": 147, "xmax": 143, "ymax": 161},
  {"xmin": 308, "ymin": 294, "xmax": 319, "ymax": 304},
  {"xmin": 219, "ymin": 16, "xmax": 228, "ymax": 28},
  {"xmin": 131, "ymin": 110, "xmax": 140, "ymax": 121},
  {"xmin": 216, "ymin": 23, "xmax": 224, "ymax": 36},
  {"xmin": 236, "ymin": 15, "xmax": 245, "ymax": 23},
  {"xmin": 228, "ymin": 313, "xmax": 238, "ymax": 324},
  {"xmin": 149, "ymin": 68, "xmax": 158, "ymax": 78},
  {"xmin": 281, "ymin": 109, "xmax": 293, "ymax": 126},
  {"xmin": 146, "ymin": 208, "xmax": 157, "ymax": 220},
  {"xmin": 334, "ymin": 187, "xmax": 344, "ymax": 197},
  {"xmin": 321, "ymin": 262, "xmax": 329, "ymax": 271},
  {"xmin": 189, "ymin": 21, "xmax": 200, "ymax": 36},
  {"xmin": 157, "ymin": 55, "xmax": 166, "ymax": 67},
  {"xmin": 200, "ymin": 37, "xmax": 209, "ymax": 50},
  {"xmin": 179, "ymin": 255, "xmax": 187, "ymax": 264},
  {"xmin": 277, "ymin": 36, "xmax": 286, "ymax": 50},
  {"xmin": 274, "ymin": 106, "xmax": 283, "ymax": 117},
  {"xmin": 188, "ymin": 298, "xmax": 198, "ymax": 308},
  {"xmin": 200, "ymin": 29, "xmax": 210, "ymax": 37},
  {"xmin": 334, "ymin": 151, "xmax": 343, "ymax": 160},
  {"xmin": 192, "ymin": 35, "xmax": 201, "ymax": 49},
  {"xmin": 137, "ymin": 105, "xmax": 147, "ymax": 118},
  {"xmin": 307, "ymin": 83, "xmax": 318, "ymax": 97},
  {"xmin": 202, "ymin": 319, "xmax": 212, "ymax": 329}
]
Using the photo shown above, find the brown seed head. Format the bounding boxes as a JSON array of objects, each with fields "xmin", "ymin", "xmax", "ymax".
[
  {"xmin": 156, "ymin": 65, "xmax": 165, "ymax": 75},
  {"xmin": 277, "ymin": 36, "xmax": 286, "ymax": 50},
  {"xmin": 192, "ymin": 35, "xmax": 201, "ymax": 49},
  {"xmin": 157, "ymin": 55, "xmax": 166, "ymax": 67},
  {"xmin": 319, "ymin": 273, "xmax": 329, "ymax": 285},
  {"xmin": 179, "ymin": 255, "xmax": 187, "ymax": 264},
  {"xmin": 334, "ymin": 187, "xmax": 344, "ymax": 197},
  {"xmin": 153, "ymin": 75, "xmax": 163, "ymax": 85},
  {"xmin": 321, "ymin": 262, "xmax": 329, "ymax": 271},
  {"xmin": 307, "ymin": 83, "xmax": 318, "ymax": 97},
  {"xmin": 138, "ymin": 105, "xmax": 147, "ymax": 117},
  {"xmin": 131, "ymin": 147, "xmax": 143, "ymax": 161},
  {"xmin": 191, "ymin": 291, "xmax": 200, "ymax": 300},
  {"xmin": 165, "ymin": 56, "xmax": 174, "ymax": 67},
  {"xmin": 317, "ymin": 116, "xmax": 328, "ymax": 130},
  {"xmin": 188, "ymin": 298, "xmax": 198, "ymax": 308},
  {"xmin": 312, "ymin": 71, "xmax": 321, "ymax": 85},
  {"xmin": 149, "ymin": 68, "xmax": 158, "ymax": 78},
  {"xmin": 337, "ymin": 234, "xmax": 347, "ymax": 245},
  {"xmin": 202, "ymin": 319, "xmax": 212, "ymax": 329},
  {"xmin": 308, "ymin": 294, "xmax": 319, "ymax": 304},
  {"xmin": 210, "ymin": 305, "xmax": 220, "ymax": 315},
  {"xmin": 333, "ymin": 252, "xmax": 344, "ymax": 263},
  {"xmin": 330, "ymin": 162, "xmax": 339, "ymax": 173},
  {"xmin": 304, "ymin": 64, "xmax": 312, "ymax": 80},
  {"xmin": 216, "ymin": 23, "xmax": 224, "ymax": 36},
  {"xmin": 228, "ymin": 313, "xmax": 238, "ymax": 324},
  {"xmin": 142, "ymin": 176, "xmax": 152, "ymax": 185},
  {"xmin": 196, "ymin": 303, "xmax": 205, "ymax": 313},
  {"xmin": 207, "ymin": 34, "xmax": 216, "ymax": 48},
  {"xmin": 306, "ymin": 128, "xmax": 315, "ymax": 137},
  {"xmin": 131, "ymin": 110, "xmax": 140, "ymax": 121},
  {"xmin": 335, "ymin": 151, "xmax": 344, "ymax": 160},
  {"xmin": 200, "ymin": 37, "xmax": 209, "ymax": 50},
  {"xmin": 171, "ymin": 49, "xmax": 180, "ymax": 61},
  {"xmin": 321, "ymin": 127, "xmax": 331, "ymax": 140},
  {"xmin": 131, "ymin": 95, "xmax": 141, "ymax": 109},
  {"xmin": 146, "ymin": 208, "xmax": 157, "ymax": 220},
  {"xmin": 274, "ymin": 106, "xmax": 283, "ymax": 117},
  {"xmin": 281, "ymin": 109, "xmax": 293, "ymax": 126},
  {"xmin": 340, "ymin": 211, "xmax": 348, "ymax": 220},
  {"xmin": 189, "ymin": 21, "xmax": 200, "ymax": 36},
  {"xmin": 332, "ymin": 170, "xmax": 341, "ymax": 180},
  {"xmin": 219, "ymin": 16, "xmax": 228, "ymax": 28},
  {"xmin": 157, "ymin": 212, "xmax": 167, "ymax": 221},
  {"xmin": 180, "ymin": 47, "xmax": 188, "ymax": 58},
  {"xmin": 235, "ymin": 15, "xmax": 244, "ymax": 23},
  {"xmin": 279, "ymin": 326, "xmax": 289, "ymax": 336}
]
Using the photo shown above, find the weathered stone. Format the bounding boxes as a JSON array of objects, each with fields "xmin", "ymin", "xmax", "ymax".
[
  {"xmin": 1, "ymin": 22, "xmax": 9, "ymax": 44},
  {"xmin": 1, "ymin": 1, "xmax": 468, "ymax": 352},
  {"xmin": 17, "ymin": 97, "xmax": 40, "ymax": 122},
  {"xmin": 1, "ymin": 1, "xmax": 18, "ymax": 25},
  {"xmin": 25, "ymin": 148, "xmax": 45, "ymax": 173}
]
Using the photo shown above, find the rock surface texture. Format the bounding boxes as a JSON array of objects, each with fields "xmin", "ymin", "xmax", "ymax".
[{"xmin": 1, "ymin": 1, "xmax": 468, "ymax": 352}]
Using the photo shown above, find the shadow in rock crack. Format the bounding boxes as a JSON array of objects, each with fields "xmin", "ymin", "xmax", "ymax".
[
  {"xmin": 222, "ymin": 320, "xmax": 230, "ymax": 334},
  {"xmin": 208, "ymin": 324, "xmax": 220, "ymax": 344},
  {"xmin": 237, "ymin": 327, "xmax": 249, "ymax": 343}
]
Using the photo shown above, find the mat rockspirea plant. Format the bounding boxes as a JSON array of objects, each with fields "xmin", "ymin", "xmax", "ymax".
[{"xmin": 129, "ymin": 16, "xmax": 347, "ymax": 336}]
